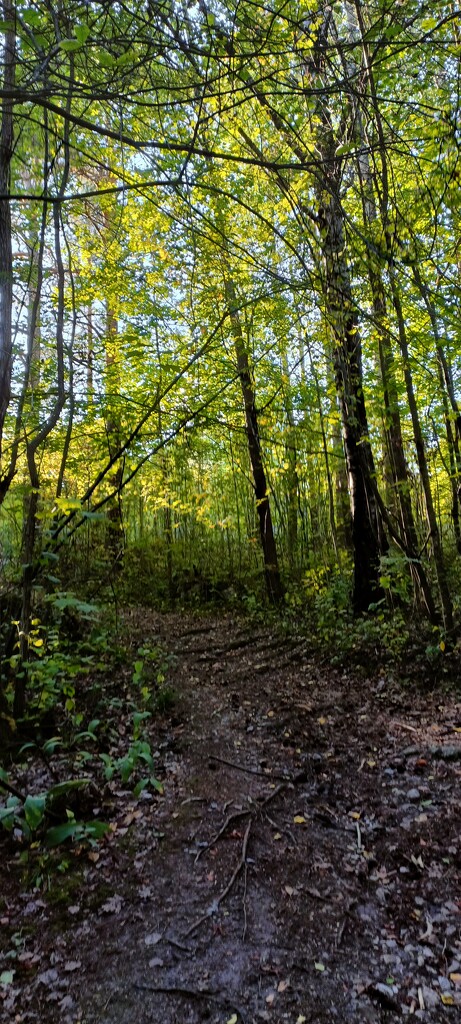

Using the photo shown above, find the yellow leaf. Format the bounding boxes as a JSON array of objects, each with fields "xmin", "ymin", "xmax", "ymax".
[
  {"xmin": 317, "ymin": 717, "xmax": 327, "ymax": 725},
  {"xmin": 226, "ymin": 1016, "xmax": 238, "ymax": 1024},
  {"xmin": 449, "ymin": 973, "xmax": 461, "ymax": 984},
  {"xmin": 439, "ymin": 641, "xmax": 445, "ymax": 652},
  {"xmin": 273, "ymin": 832, "xmax": 282, "ymax": 841},
  {"xmin": 349, "ymin": 811, "xmax": 361, "ymax": 820},
  {"xmin": 314, "ymin": 962, "xmax": 325, "ymax": 972},
  {"xmin": 293, "ymin": 815, "xmax": 306, "ymax": 824},
  {"xmin": 441, "ymin": 994, "xmax": 455, "ymax": 1005},
  {"xmin": 267, "ymin": 710, "xmax": 275, "ymax": 718},
  {"xmin": 367, "ymin": 760, "xmax": 377, "ymax": 768},
  {"xmin": 296, "ymin": 1018, "xmax": 307, "ymax": 1024}
]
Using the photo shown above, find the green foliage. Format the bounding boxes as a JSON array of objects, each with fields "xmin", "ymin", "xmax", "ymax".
[{"xmin": 0, "ymin": 773, "xmax": 105, "ymax": 848}]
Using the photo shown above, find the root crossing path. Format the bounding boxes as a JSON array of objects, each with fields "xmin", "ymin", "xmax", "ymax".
[{"xmin": 2, "ymin": 611, "xmax": 461, "ymax": 1024}]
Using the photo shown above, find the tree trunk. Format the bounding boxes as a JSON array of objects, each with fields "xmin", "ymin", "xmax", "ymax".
[
  {"xmin": 224, "ymin": 276, "xmax": 284, "ymax": 604},
  {"xmin": 0, "ymin": 4, "xmax": 15, "ymax": 463},
  {"xmin": 317, "ymin": 133, "xmax": 387, "ymax": 612}
]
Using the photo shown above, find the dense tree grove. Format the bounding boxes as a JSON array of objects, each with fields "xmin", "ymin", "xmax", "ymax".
[{"xmin": 0, "ymin": 0, "xmax": 460, "ymax": 729}]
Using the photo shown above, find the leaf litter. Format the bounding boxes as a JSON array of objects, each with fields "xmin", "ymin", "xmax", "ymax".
[{"xmin": 0, "ymin": 609, "xmax": 460, "ymax": 1023}]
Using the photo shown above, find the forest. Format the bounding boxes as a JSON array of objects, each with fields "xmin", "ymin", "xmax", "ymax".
[{"xmin": 0, "ymin": 2, "xmax": 461, "ymax": 1022}]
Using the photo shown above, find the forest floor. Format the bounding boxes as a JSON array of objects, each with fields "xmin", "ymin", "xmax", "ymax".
[{"xmin": 1, "ymin": 609, "xmax": 461, "ymax": 1024}]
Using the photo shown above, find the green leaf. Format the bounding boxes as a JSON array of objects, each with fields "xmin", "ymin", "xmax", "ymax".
[
  {"xmin": 42, "ymin": 737, "xmax": 63, "ymax": 755},
  {"xmin": 133, "ymin": 777, "xmax": 149, "ymax": 797},
  {"xmin": 24, "ymin": 794, "xmax": 46, "ymax": 831},
  {"xmin": 46, "ymin": 778, "xmax": 91, "ymax": 802},
  {"xmin": 59, "ymin": 38, "xmax": 83, "ymax": 52},
  {"xmin": 0, "ymin": 970, "xmax": 15, "ymax": 986},
  {"xmin": 75, "ymin": 23, "xmax": 90, "ymax": 44},
  {"xmin": 45, "ymin": 821, "xmax": 80, "ymax": 846}
]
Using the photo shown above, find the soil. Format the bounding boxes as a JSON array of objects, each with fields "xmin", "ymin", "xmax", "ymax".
[{"xmin": 1, "ymin": 610, "xmax": 461, "ymax": 1023}]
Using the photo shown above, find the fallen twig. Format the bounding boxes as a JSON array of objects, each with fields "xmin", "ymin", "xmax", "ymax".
[
  {"xmin": 208, "ymin": 754, "xmax": 288, "ymax": 780},
  {"xmin": 0, "ymin": 776, "xmax": 27, "ymax": 803},
  {"xmin": 133, "ymin": 981, "xmax": 246, "ymax": 1019},
  {"xmin": 185, "ymin": 818, "xmax": 253, "ymax": 938},
  {"xmin": 194, "ymin": 806, "xmax": 250, "ymax": 862}
]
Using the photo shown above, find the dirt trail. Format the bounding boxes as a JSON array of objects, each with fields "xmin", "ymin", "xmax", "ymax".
[{"xmin": 1, "ymin": 611, "xmax": 461, "ymax": 1023}]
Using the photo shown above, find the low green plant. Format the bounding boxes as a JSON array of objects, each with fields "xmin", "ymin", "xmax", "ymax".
[
  {"xmin": 0, "ymin": 770, "xmax": 108, "ymax": 848},
  {"xmin": 99, "ymin": 724, "xmax": 163, "ymax": 798}
]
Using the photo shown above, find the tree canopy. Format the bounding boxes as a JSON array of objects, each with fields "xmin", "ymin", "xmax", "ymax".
[{"xmin": 1, "ymin": 0, "xmax": 461, "ymax": 728}]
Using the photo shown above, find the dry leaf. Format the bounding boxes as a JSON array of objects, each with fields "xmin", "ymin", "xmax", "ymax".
[
  {"xmin": 293, "ymin": 815, "xmax": 306, "ymax": 824},
  {"xmin": 441, "ymin": 994, "xmax": 455, "ymax": 1005},
  {"xmin": 314, "ymin": 962, "xmax": 325, "ymax": 972},
  {"xmin": 64, "ymin": 961, "xmax": 81, "ymax": 972},
  {"xmin": 100, "ymin": 895, "xmax": 123, "ymax": 914}
]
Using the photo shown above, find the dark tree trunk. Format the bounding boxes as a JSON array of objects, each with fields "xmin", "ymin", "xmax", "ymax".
[
  {"xmin": 225, "ymin": 277, "xmax": 284, "ymax": 604},
  {"xmin": 0, "ymin": 4, "xmax": 15, "ymax": 463},
  {"xmin": 317, "ymin": 145, "xmax": 387, "ymax": 612}
]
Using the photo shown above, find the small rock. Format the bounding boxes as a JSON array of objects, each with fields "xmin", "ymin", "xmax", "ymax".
[
  {"xmin": 438, "ymin": 976, "xmax": 452, "ymax": 992},
  {"xmin": 406, "ymin": 788, "xmax": 421, "ymax": 801}
]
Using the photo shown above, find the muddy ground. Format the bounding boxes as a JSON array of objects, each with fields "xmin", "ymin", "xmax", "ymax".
[{"xmin": 1, "ymin": 610, "xmax": 461, "ymax": 1023}]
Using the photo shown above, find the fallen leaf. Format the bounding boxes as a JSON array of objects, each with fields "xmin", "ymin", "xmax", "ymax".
[
  {"xmin": 100, "ymin": 895, "xmax": 123, "ymax": 914},
  {"xmin": 0, "ymin": 971, "xmax": 15, "ymax": 986},
  {"xmin": 64, "ymin": 961, "xmax": 81, "ymax": 972},
  {"xmin": 450, "ymin": 973, "xmax": 461, "ymax": 984},
  {"xmin": 293, "ymin": 815, "xmax": 306, "ymax": 824},
  {"xmin": 266, "ymin": 991, "xmax": 275, "ymax": 1004},
  {"xmin": 273, "ymin": 832, "xmax": 282, "ymax": 841},
  {"xmin": 441, "ymin": 994, "xmax": 455, "ymax": 1005},
  {"xmin": 226, "ymin": 1016, "xmax": 238, "ymax": 1024},
  {"xmin": 317, "ymin": 717, "xmax": 327, "ymax": 725},
  {"xmin": 284, "ymin": 885, "xmax": 296, "ymax": 896},
  {"xmin": 314, "ymin": 962, "xmax": 325, "ymax": 972},
  {"xmin": 296, "ymin": 1017, "xmax": 307, "ymax": 1024},
  {"xmin": 349, "ymin": 811, "xmax": 361, "ymax": 820},
  {"xmin": 277, "ymin": 979, "xmax": 289, "ymax": 992}
]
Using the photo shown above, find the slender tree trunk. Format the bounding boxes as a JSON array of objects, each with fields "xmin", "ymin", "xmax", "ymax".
[
  {"xmin": 389, "ymin": 272, "xmax": 453, "ymax": 631},
  {"xmin": 281, "ymin": 351, "xmax": 299, "ymax": 569},
  {"xmin": 105, "ymin": 306, "xmax": 124, "ymax": 565},
  {"xmin": 412, "ymin": 266, "xmax": 461, "ymax": 552},
  {"xmin": 224, "ymin": 276, "xmax": 284, "ymax": 604},
  {"xmin": 0, "ymin": 4, "xmax": 15, "ymax": 465}
]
